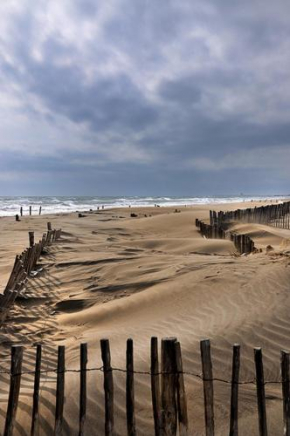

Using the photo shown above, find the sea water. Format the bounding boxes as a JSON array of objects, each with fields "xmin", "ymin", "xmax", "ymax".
[{"xmin": 0, "ymin": 195, "xmax": 288, "ymax": 216}]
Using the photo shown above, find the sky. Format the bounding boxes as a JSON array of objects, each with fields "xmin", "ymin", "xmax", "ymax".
[{"xmin": 0, "ymin": 0, "xmax": 290, "ymax": 196}]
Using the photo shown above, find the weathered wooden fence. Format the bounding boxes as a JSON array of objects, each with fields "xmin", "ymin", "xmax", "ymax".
[
  {"xmin": 209, "ymin": 201, "xmax": 290, "ymax": 229},
  {"xmin": 0, "ymin": 223, "xmax": 62, "ymax": 324},
  {"xmin": 196, "ymin": 201, "xmax": 290, "ymax": 254},
  {"xmin": 195, "ymin": 219, "xmax": 255, "ymax": 254},
  {"xmin": 18, "ymin": 206, "xmax": 43, "ymax": 217},
  {"xmin": 0, "ymin": 338, "xmax": 289, "ymax": 435}
]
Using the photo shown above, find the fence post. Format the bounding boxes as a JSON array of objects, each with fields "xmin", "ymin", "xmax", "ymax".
[
  {"xmin": 254, "ymin": 348, "xmax": 268, "ymax": 436},
  {"xmin": 281, "ymin": 350, "xmax": 290, "ymax": 436},
  {"xmin": 79, "ymin": 343, "xmax": 87, "ymax": 436},
  {"xmin": 29, "ymin": 206, "xmax": 32, "ymax": 215},
  {"xmin": 29, "ymin": 231, "xmax": 35, "ymax": 247},
  {"xmin": 161, "ymin": 337, "xmax": 177, "ymax": 436},
  {"xmin": 31, "ymin": 344, "xmax": 42, "ymax": 436},
  {"xmin": 151, "ymin": 337, "xmax": 161, "ymax": 436},
  {"xmin": 229, "ymin": 344, "xmax": 240, "ymax": 436},
  {"xmin": 101, "ymin": 339, "xmax": 114, "ymax": 436},
  {"xmin": 47, "ymin": 222, "xmax": 52, "ymax": 231},
  {"xmin": 4, "ymin": 346, "xmax": 24, "ymax": 436},
  {"xmin": 39, "ymin": 206, "xmax": 42, "ymax": 215},
  {"xmin": 126, "ymin": 338, "xmax": 136, "ymax": 436},
  {"xmin": 54, "ymin": 345, "xmax": 65, "ymax": 436},
  {"xmin": 20, "ymin": 206, "xmax": 23, "ymax": 216},
  {"xmin": 200, "ymin": 339, "xmax": 215, "ymax": 436},
  {"xmin": 174, "ymin": 341, "xmax": 188, "ymax": 436}
]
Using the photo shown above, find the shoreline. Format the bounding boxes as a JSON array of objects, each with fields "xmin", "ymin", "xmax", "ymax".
[{"xmin": 0, "ymin": 195, "xmax": 289, "ymax": 217}]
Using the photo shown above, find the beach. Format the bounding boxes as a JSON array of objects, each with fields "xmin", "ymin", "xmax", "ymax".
[{"xmin": 0, "ymin": 200, "xmax": 290, "ymax": 435}]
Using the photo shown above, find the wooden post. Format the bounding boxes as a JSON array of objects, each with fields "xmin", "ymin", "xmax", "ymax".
[
  {"xmin": 254, "ymin": 348, "xmax": 268, "ymax": 436},
  {"xmin": 27, "ymin": 245, "xmax": 37, "ymax": 274},
  {"xmin": 101, "ymin": 339, "xmax": 114, "ymax": 436},
  {"xmin": 41, "ymin": 233, "xmax": 47, "ymax": 251},
  {"xmin": 151, "ymin": 337, "xmax": 161, "ymax": 436},
  {"xmin": 229, "ymin": 344, "xmax": 240, "ymax": 436},
  {"xmin": 29, "ymin": 206, "xmax": 32, "ymax": 215},
  {"xmin": 79, "ymin": 343, "xmax": 87, "ymax": 436},
  {"xmin": 20, "ymin": 206, "xmax": 23, "ymax": 216},
  {"xmin": 54, "ymin": 345, "xmax": 65, "ymax": 436},
  {"xmin": 31, "ymin": 344, "xmax": 42, "ymax": 436},
  {"xmin": 200, "ymin": 339, "xmax": 215, "ymax": 436},
  {"xmin": 47, "ymin": 222, "xmax": 52, "ymax": 231},
  {"xmin": 161, "ymin": 337, "xmax": 177, "ymax": 436},
  {"xmin": 126, "ymin": 339, "xmax": 136, "ymax": 436},
  {"xmin": 39, "ymin": 206, "xmax": 42, "ymax": 215},
  {"xmin": 6, "ymin": 255, "xmax": 21, "ymax": 290},
  {"xmin": 174, "ymin": 341, "xmax": 188, "ymax": 436},
  {"xmin": 15, "ymin": 214, "xmax": 20, "ymax": 222},
  {"xmin": 29, "ymin": 231, "xmax": 35, "ymax": 247},
  {"xmin": 4, "ymin": 346, "xmax": 24, "ymax": 436},
  {"xmin": 281, "ymin": 350, "xmax": 290, "ymax": 436}
]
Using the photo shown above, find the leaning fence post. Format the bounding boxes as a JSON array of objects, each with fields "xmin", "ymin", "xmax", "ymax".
[
  {"xmin": 254, "ymin": 348, "xmax": 268, "ymax": 436},
  {"xmin": 79, "ymin": 343, "xmax": 87, "ymax": 436},
  {"xmin": 229, "ymin": 344, "xmax": 240, "ymax": 436},
  {"xmin": 31, "ymin": 344, "xmax": 42, "ymax": 436},
  {"xmin": 126, "ymin": 338, "xmax": 136, "ymax": 436},
  {"xmin": 161, "ymin": 337, "xmax": 177, "ymax": 436},
  {"xmin": 54, "ymin": 345, "xmax": 65, "ymax": 436},
  {"xmin": 101, "ymin": 339, "xmax": 114, "ymax": 436},
  {"xmin": 174, "ymin": 341, "xmax": 188, "ymax": 436},
  {"xmin": 151, "ymin": 337, "xmax": 161, "ymax": 436},
  {"xmin": 200, "ymin": 339, "xmax": 214, "ymax": 436},
  {"xmin": 281, "ymin": 350, "xmax": 290, "ymax": 436},
  {"xmin": 39, "ymin": 206, "xmax": 42, "ymax": 215},
  {"xmin": 4, "ymin": 346, "xmax": 24, "ymax": 436}
]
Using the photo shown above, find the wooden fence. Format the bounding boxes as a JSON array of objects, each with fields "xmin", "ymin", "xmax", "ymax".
[
  {"xmin": 209, "ymin": 201, "xmax": 290, "ymax": 229},
  {"xmin": 17, "ymin": 206, "xmax": 43, "ymax": 217},
  {"xmin": 196, "ymin": 200, "xmax": 290, "ymax": 254},
  {"xmin": 0, "ymin": 223, "xmax": 62, "ymax": 324},
  {"xmin": 0, "ymin": 338, "xmax": 289, "ymax": 435},
  {"xmin": 195, "ymin": 219, "xmax": 255, "ymax": 254}
]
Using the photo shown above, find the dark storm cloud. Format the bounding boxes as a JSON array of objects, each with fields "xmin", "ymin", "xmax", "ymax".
[
  {"xmin": 0, "ymin": 0, "xmax": 290, "ymax": 194},
  {"xmin": 27, "ymin": 61, "xmax": 157, "ymax": 132}
]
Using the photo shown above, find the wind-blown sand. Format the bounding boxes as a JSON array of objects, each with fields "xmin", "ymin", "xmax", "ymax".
[{"xmin": 0, "ymin": 201, "xmax": 290, "ymax": 435}]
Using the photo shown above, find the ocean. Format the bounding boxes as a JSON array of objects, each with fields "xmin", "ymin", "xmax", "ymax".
[{"xmin": 0, "ymin": 195, "xmax": 288, "ymax": 216}]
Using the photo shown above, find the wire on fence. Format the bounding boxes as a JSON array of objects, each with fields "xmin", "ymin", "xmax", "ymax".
[{"xmin": 0, "ymin": 365, "xmax": 284, "ymax": 386}]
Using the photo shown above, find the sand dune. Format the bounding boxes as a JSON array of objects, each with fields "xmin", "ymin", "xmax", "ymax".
[{"xmin": 0, "ymin": 202, "xmax": 290, "ymax": 435}]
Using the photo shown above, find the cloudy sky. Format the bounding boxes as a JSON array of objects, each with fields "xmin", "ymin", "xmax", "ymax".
[{"xmin": 1, "ymin": 0, "xmax": 290, "ymax": 196}]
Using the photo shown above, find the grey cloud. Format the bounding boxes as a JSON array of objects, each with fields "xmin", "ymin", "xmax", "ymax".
[
  {"xmin": 158, "ymin": 78, "xmax": 202, "ymax": 106},
  {"xmin": 72, "ymin": 0, "xmax": 99, "ymax": 17},
  {"xmin": 9, "ymin": 52, "xmax": 157, "ymax": 133},
  {"xmin": 0, "ymin": 0, "xmax": 290, "ymax": 195}
]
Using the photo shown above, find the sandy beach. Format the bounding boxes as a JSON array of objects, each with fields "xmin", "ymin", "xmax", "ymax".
[{"xmin": 0, "ymin": 200, "xmax": 290, "ymax": 435}]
